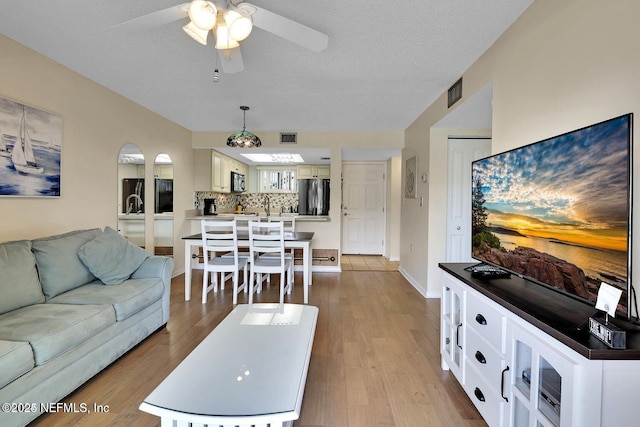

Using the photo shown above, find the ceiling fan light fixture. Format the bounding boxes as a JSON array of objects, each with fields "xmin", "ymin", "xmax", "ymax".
[
  {"xmin": 227, "ymin": 106, "xmax": 262, "ymax": 148},
  {"xmin": 224, "ymin": 10, "xmax": 252, "ymax": 41},
  {"xmin": 214, "ymin": 20, "xmax": 240, "ymax": 49},
  {"xmin": 187, "ymin": 0, "xmax": 217, "ymax": 30},
  {"xmin": 183, "ymin": 21, "xmax": 209, "ymax": 45}
]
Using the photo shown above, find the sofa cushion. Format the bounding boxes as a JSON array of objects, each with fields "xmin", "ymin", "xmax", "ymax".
[
  {"xmin": 0, "ymin": 240, "xmax": 45, "ymax": 315},
  {"xmin": 48, "ymin": 278, "xmax": 164, "ymax": 321},
  {"xmin": 78, "ymin": 226, "xmax": 151, "ymax": 286},
  {"xmin": 32, "ymin": 228, "xmax": 102, "ymax": 299},
  {"xmin": 0, "ymin": 303, "xmax": 115, "ymax": 365},
  {"xmin": 0, "ymin": 340, "xmax": 35, "ymax": 389}
]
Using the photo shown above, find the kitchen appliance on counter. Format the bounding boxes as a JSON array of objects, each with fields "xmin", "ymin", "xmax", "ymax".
[
  {"xmin": 298, "ymin": 178, "xmax": 330, "ymax": 215},
  {"xmin": 203, "ymin": 198, "xmax": 218, "ymax": 215},
  {"xmin": 231, "ymin": 171, "xmax": 245, "ymax": 193}
]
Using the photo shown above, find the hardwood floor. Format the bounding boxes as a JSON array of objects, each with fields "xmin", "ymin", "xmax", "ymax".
[
  {"xmin": 31, "ymin": 270, "xmax": 486, "ymax": 427},
  {"xmin": 341, "ymin": 255, "xmax": 399, "ymax": 271}
]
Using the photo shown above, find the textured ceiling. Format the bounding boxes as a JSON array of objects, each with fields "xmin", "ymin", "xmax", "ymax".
[{"xmin": 0, "ymin": 1, "xmax": 532, "ymax": 133}]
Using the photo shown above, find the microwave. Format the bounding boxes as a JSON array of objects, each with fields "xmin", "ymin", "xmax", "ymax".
[{"xmin": 231, "ymin": 171, "xmax": 245, "ymax": 192}]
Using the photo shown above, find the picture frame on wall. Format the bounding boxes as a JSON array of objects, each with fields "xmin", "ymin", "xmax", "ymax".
[
  {"xmin": 0, "ymin": 96, "xmax": 62, "ymax": 197},
  {"xmin": 405, "ymin": 155, "xmax": 417, "ymax": 199}
]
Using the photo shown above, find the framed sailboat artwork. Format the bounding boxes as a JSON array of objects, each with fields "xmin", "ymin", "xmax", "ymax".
[{"xmin": 0, "ymin": 96, "xmax": 62, "ymax": 197}]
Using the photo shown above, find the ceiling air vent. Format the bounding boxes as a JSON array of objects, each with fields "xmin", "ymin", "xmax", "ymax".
[
  {"xmin": 448, "ymin": 77, "xmax": 463, "ymax": 108},
  {"xmin": 280, "ymin": 132, "xmax": 297, "ymax": 144}
]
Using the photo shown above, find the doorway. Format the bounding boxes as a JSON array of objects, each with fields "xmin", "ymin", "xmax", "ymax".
[
  {"xmin": 445, "ymin": 138, "xmax": 491, "ymax": 262},
  {"xmin": 341, "ymin": 162, "xmax": 386, "ymax": 255}
]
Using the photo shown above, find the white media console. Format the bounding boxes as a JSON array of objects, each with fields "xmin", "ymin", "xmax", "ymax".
[{"xmin": 440, "ymin": 263, "xmax": 640, "ymax": 427}]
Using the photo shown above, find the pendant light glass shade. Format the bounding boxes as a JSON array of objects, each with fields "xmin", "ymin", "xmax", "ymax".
[
  {"xmin": 227, "ymin": 106, "xmax": 262, "ymax": 148},
  {"xmin": 226, "ymin": 131, "xmax": 262, "ymax": 148}
]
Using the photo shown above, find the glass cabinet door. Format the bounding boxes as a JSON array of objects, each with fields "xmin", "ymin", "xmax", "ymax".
[
  {"xmin": 507, "ymin": 323, "xmax": 574, "ymax": 427},
  {"xmin": 441, "ymin": 276, "xmax": 465, "ymax": 379}
]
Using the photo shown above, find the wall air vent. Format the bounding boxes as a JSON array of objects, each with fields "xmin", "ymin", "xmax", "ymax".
[
  {"xmin": 320, "ymin": 157, "xmax": 331, "ymax": 161},
  {"xmin": 448, "ymin": 77, "xmax": 463, "ymax": 108},
  {"xmin": 280, "ymin": 132, "xmax": 297, "ymax": 144}
]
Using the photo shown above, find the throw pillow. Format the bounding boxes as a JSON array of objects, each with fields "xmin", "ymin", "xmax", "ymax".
[{"xmin": 78, "ymin": 226, "xmax": 151, "ymax": 285}]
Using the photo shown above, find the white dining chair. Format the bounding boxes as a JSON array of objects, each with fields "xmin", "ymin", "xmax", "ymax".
[
  {"xmin": 266, "ymin": 216, "xmax": 296, "ymax": 284},
  {"xmin": 201, "ymin": 219, "xmax": 248, "ymax": 305},
  {"xmin": 227, "ymin": 216, "xmax": 266, "ymax": 286},
  {"xmin": 248, "ymin": 220, "xmax": 293, "ymax": 308}
]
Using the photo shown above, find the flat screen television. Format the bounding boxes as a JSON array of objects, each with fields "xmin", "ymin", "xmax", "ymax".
[{"xmin": 471, "ymin": 113, "xmax": 634, "ymax": 318}]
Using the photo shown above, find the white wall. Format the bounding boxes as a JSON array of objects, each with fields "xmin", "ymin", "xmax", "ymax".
[
  {"xmin": 0, "ymin": 35, "xmax": 193, "ymax": 269},
  {"xmin": 386, "ymin": 156, "xmax": 402, "ymax": 261},
  {"xmin": 402, "ymin": 0, "xmax": 640, "ymax": 297}
]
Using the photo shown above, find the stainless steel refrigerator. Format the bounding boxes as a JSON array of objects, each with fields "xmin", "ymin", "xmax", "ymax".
[
  {"xmin": 154, "ymin": 179, "xmax": 173, "ymax": 213},
  {"xmin": 297, "ymin": 178, "xmax": 330, "ymax": 215}
]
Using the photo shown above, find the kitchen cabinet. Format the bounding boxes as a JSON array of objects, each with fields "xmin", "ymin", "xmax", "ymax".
[
  {"xmin": 439, "ymin": 264, "xmax": 640, "ymax": 427},
  {"xmin": 153, "ymin": 165, "xmax": 173, "ymax": 179},
  {"xmin": 297, "ymin": 164, "xmax": 330, "ymax": 179},
  {"xmin": 193, "ymin": 150, "xmax": 248, "ymax": 192},
  {"xmin": 213, "ymin": 152, "xmax": 230, "ymax": 192},
  {"xmin": 134, "ymin": 165, "xmax": 173, "ymax": 179}
]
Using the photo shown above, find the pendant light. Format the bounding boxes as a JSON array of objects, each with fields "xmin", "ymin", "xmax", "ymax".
[{"xmin": 227, "ymin": 106, "xmax": 262, "ymax": 148}]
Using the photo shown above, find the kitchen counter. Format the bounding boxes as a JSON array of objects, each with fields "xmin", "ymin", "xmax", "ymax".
[
  {"xmin": 187, "ymin": 213, "xmax": 330, "ymax": 222},
  {"xmin": 118, "ymin": 213, "xmax": 174, "ymax": 220}
]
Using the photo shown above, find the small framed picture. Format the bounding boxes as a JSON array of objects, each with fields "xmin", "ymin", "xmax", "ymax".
[{"xmin": 405, "ymin": 156, "xmax": 417, "ymax": 199}]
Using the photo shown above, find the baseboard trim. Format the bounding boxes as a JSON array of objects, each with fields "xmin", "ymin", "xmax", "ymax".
[
  {"xmin": 308, "ymin": 265, "xmax": 342, "ymax": 273},
  {"xmin": 397, "ymin": 267, "xmax": 441, "ymax": 299},
  {"xmin": 398, "ymin": 267, "xmax": 427, "ymax": 297}
]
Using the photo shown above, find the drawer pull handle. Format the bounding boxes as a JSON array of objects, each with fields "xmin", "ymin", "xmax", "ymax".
[
  {"xmin": 501, "ymin": 366, "xmax": 510, "ymax": 402},
  {"xmin": 456, "ymin": 324, "xmax": 463, "ymax": 349},
  {"xmin": 475, "ymin": 351, "xmax": 486, "ymax": 364},
  {"xmin": 474, "ymin": 387, "xmax": 485, "ymax": 402},
  {"xmin": 475, "ymin": 314, "xmax": 487, "ymax": 325}
]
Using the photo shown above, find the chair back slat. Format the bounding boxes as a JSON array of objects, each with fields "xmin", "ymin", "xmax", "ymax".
[
  {"xmin": 201, "ymin": 219, "xmax": 239, "ymax": 261},
  {"xmin": 236, "ymin": 216, "xmax": 261, "ymax": 233},
  {"xmin": 249, "ymin": 221, "xmax": 285, "ymax": 260},
  {"xmin": 268, "ymin": 216, "xmax": 296, "ymax": 232}
]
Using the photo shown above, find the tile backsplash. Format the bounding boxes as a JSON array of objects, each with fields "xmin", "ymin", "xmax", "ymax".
[{"xmin": 195, "ymin": 191, "xmax": 299, "ymax": 213}]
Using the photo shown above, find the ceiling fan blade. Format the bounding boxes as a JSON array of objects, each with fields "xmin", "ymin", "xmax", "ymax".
[
  {"xmin": 110, "ymin": 3, "xmax": 190, "ymax": 31},
  {"xmin": 241, "ymin": 3, "xmax": 329, "ymax": 52},
  {"xmin": 217, "ymin": 47, "xmax": 244, "ymax": 74}
]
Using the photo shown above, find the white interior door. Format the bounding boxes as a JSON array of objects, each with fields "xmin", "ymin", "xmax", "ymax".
[
  {"xmin": 446, "ymin": 138, "xmax": 491, "ymax": 262},
  {"xmin": 342, "ymin": 163, "xmax": 386, "ymax": 254}
]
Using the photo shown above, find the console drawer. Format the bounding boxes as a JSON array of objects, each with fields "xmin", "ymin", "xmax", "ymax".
[
  {"xmin": 463, "ymin": 362, "xmax": 504, "ymax": 427},
  {"xmin": 466, "ymin": 290, "xmax": 505, "ymax": 353},
  {"xmin": 466, "ymin": 327, "xmax": 505, "ymax": 394}
]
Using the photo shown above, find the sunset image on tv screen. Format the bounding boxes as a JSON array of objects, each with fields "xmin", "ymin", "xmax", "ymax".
[{"xmin": 472, "ymin": 114, "xmax": 631, "ymax": 312}]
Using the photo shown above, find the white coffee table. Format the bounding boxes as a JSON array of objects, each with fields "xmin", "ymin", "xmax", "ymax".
[{"xmin": 139, "ymin": 303, "xmax": 318, "ymax": 427}]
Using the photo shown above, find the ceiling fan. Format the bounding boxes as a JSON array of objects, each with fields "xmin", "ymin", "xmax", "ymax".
[{"xmin": 114, "ymin": 0, "xmax": 329, "ymax": 74}]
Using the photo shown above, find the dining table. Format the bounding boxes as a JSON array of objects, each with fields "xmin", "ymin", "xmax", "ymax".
[{"xmin": 182, "ymin": 231, "xmax": 315, "ymax": 304}]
